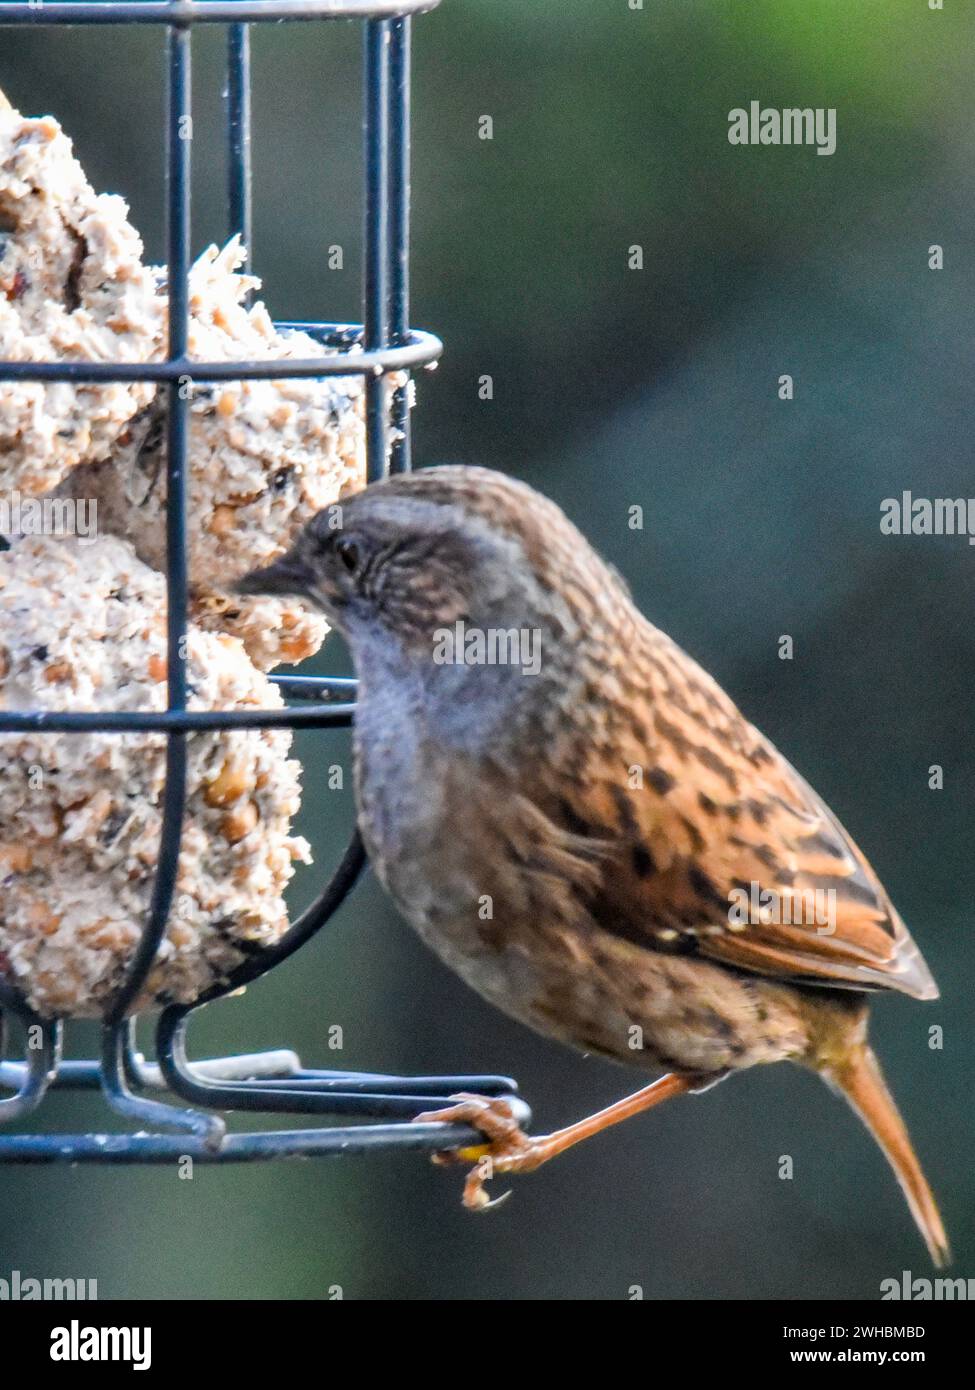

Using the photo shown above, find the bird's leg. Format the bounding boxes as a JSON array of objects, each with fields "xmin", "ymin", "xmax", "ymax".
[{"xmin": 414, "ymin": 1073, "xmax": 694, "ymax": 1210}]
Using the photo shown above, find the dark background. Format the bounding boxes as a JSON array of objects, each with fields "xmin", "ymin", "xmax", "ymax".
[{"xmin": 0, "ymin": 0, "xmax": 972, "ymax": 1299}]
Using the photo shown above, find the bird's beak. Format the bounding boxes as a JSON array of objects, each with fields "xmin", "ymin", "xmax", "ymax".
[{"xmin": 233, "ymin": 549, "xmax": 316, "ymax": 599}]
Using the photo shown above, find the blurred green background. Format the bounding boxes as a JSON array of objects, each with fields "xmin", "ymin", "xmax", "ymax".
[{"xmin": 1, "ymin": 0, "xmax": 973, "ymax": 1299}]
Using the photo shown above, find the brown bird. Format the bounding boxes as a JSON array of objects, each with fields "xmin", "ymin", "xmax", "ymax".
[{"xmin": 238, "ymin": 465, "xmax": 948, "ymax": 1265}]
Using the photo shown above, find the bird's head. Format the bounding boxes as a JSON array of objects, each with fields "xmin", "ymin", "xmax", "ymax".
[{"xmin": 235, "ymin": 466, "xmax": 621, "ymax": 675}]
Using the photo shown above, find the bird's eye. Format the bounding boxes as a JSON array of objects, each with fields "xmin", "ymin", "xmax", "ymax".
[{"xmin": 335, "ymin": 536, "xmax": 361, "ymax": 575}]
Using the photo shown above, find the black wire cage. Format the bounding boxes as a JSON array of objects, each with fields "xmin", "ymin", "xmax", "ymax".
[{"xmin": 0, "ymin": 0, "xmax": 528, "ymax": 1163}]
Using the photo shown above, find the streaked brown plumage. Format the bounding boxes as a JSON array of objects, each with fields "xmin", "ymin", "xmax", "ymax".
[{"xmin": 239, "ymin": 465, "xmax": 948, "ymax": 1265}]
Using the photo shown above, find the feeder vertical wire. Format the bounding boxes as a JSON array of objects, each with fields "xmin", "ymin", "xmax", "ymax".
[
  {"xmin": 227, "ymin": 22, "xmax": 252, "ymax": 283},
  {"xmin": 364, "ymin": 18, "xmax": 391, "ymax": 482},
  {"xmin": 389, "ymin": 16, "xmax": 411, "ymax": 473}
]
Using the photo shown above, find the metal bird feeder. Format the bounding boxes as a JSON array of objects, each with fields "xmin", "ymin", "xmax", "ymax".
[{"xmin": 0, "ymin": 0, "xmax": 527, "ymax": 1163}]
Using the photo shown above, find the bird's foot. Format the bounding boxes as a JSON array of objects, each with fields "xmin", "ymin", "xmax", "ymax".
[{"xmin": 412, "ymin": 1092, "xmax": 547, "ymax": 1211}]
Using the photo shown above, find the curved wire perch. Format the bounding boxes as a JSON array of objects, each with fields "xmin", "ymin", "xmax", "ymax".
[
  {"xmin": 0, "ymin": 1121, "xmax": 498, "ymax": 1165},
  {"xmin": 0, "ymin": 1053, "xmax": 524, "ymax": 1102},
  {"xmin": 101, "ymin": 1019, "xmax": 226, "ymax": 1147}
]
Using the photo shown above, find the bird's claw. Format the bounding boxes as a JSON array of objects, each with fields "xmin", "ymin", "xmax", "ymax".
[{"xmin": 412, "ymin": 1092, "xmax": 543, "ymax": 1211}]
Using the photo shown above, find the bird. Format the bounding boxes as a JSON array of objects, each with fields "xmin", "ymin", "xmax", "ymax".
[{"xmin": 237, "ymin": 464, "xmax": 948, "ymax": 1265}]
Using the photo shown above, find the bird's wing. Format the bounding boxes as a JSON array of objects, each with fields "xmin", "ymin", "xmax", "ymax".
[{"xmin": 575, "ymin": 629, "xmax": 938, "ymax": 1001}]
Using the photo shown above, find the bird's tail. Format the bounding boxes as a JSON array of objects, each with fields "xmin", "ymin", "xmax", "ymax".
[{"xmin": 824, "ymin": 1043, "xmax": 949, "ymax": 1268}]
